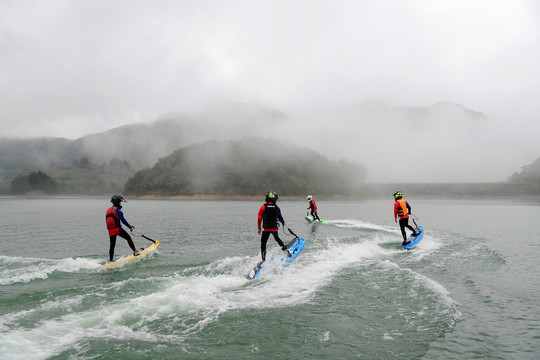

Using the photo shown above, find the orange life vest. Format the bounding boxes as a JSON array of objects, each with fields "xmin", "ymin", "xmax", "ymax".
[{"xmin": 395, "ymin": 199, "xmax": 409, "ymax": 218}]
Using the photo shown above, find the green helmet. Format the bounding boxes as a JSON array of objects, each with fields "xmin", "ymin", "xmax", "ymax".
[
  {"xmin": 393, "ymin": 191, "xmax": 403, "ymax": 200},
  {"xmin": 265, "ymin": 191, "xmax": 278, "ymax": 202}
]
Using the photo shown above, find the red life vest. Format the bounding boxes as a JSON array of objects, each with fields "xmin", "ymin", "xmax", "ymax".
[
  {"xmin": 309, "ymin": 199, "xmax": 317, "ymax": 211},
  {"xmin": 106, "ymin": 207, "xmax": 121, "ymax": 235}
]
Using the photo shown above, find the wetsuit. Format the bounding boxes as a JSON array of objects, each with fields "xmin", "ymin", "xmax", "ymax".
[
  {"xmin": 394, "ymin": 198, "xmax": 416, "ymax": 242},
  {"xmin": 308, "ymin": 199, "xmax": 321, "ymax": 221},
  {"xmin": 257, "ymin": 201, "xmax": 286, "ymax": 262},
  {"xmin": 106, "ymin": 206, "xmax": 136, "ymax": 261}
]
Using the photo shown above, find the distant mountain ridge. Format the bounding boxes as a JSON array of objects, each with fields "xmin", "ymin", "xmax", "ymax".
[
  {"xmin": 0, "ymin": 100, "xmax": 485, "ymax": 170},
  {"xmin": 0, "ymin": 102, "xmax": 286, "ymax": 172},
  {"xmin": 0, "ymin": 100, "xmax": 499, "ymax": 192},
  {"xmin": 345, "ymin": 100, "xmax": 486, "ymax": 118}
]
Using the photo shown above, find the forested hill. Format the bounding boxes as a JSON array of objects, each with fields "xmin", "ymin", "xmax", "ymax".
[
  {"xmin": 507, "ymin": 156, "xmax": 540, "ymax": 183},
  {"xmin": 124, "ymin": 138, "xmax": 367, "ymax": 196}
]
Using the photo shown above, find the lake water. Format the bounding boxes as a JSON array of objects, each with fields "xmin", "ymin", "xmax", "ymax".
[{"xmin": 1, "ymin": 197, "xmax": 539, "ymax": 359}]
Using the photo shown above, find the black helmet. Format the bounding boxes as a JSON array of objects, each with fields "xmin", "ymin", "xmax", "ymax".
[
  {"xmin": 265, "ymin": 191, "xmax": 278, "ymax": 203},
  {"xmin": 111, "ymin": 195, "xmax": 126, "ymax": 207}
]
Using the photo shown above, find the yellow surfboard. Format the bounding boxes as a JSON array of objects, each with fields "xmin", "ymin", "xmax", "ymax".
[{"xmin": 102, "ymin": 240, "xmax": 159, "ymax": 269}]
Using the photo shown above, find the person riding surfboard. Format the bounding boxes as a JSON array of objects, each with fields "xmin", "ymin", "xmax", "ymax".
[
  {"xmin": 257, "ymin": 191, "xmax": 291, "ymax": 267},
  {"xmin": 306, "ymin": 195, "xmax": 321, "ymax": 222},
  {"xmin": 106, "ymin": 195, "xmax": 140, "ymax": 262},
  {"xmin": 393, "ymin": 191, "xmax": 420, "ymax": 245}
]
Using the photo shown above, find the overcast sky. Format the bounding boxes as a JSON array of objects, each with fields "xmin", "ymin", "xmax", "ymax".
[{"xmin": 1, "ymin": 0, "xmax": 539, "ymax": 140}]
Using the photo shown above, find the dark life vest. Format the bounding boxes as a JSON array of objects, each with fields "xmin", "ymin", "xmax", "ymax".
[
  {"xmin": 106, "ymin": 206, "xmax": 121, "ymax": 235},
  {"xmin": 262, "ymin": 203, "xmax": 278, "ymax": 229}
]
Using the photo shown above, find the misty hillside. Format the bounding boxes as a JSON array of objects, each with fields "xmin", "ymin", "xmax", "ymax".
[
  {"xmin": 0, "ymin": 100, "xmax": 503, "ymax": 190},
  {"xmin": 76, "ymin": 102, "xmax": 286, "ymax": 169},
  {"xmin": 0, "ymin": 102, "xmax": 285, "ymax": 171},
  {"xmin": 508, "ymin": 157, "xmax": 540, "ymax": 183},
  {"xmin": 291, "ymin": 100, "xmax": 495, "ymax": 182},
  {"xmin": 124, "ymin": 138, "xmax": 366, "ymax": 196},
  {"xmin": 0, "ymin": 137, "xmax": 78, "ymax": 171},
  {"xmin": 0, "ymin": 102, "xmax": 286, "ymax": 192}
]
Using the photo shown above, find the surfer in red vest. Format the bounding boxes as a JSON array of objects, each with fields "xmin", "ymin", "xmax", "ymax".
[
  {"xmin": 306, "ymin": 195, "xmax": 321, "ymax": 221},
  {"xmin": 106, "ymin": 195, "xmax": 139, "ymax": 262},
  {"xmin": 393, "ymin": 191, "xmax": 420, "ymax": 245},
  {"xmin": 257, "ymin": 191, "xmax": 290, "ymax": 265}
]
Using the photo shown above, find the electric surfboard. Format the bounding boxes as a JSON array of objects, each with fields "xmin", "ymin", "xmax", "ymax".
[
  {"xmin": 251, "ymin": 237, "xmax": 305, "ymax": 279},
  {"xmin": 305, "ymin": 215, "xmax": 328, "ymax": 224},
  {"xmin": 102, "ymin": 240, "xmax": 159, "ymax": 269},
  {"xmin": 401, "ymin": 226, "xmax": 424, "ymax": 250}
]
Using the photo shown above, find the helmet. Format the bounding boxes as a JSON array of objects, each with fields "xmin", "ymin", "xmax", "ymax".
[
  {"xmin": 111, "ymin": 195, "xmax": 126, "ymax": 206},
  {"xmin": 265, "ymin": 191, "xmax": 278, "ymax": 202},
  {"xmin": 306, "ymin": 195, "xmax": 312, "ymax": 201},
  {"xmin": 393, "ymin": 191, "xmax": 403, "ymax": 200}
]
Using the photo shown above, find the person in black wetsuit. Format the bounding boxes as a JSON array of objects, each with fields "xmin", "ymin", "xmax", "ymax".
[
  {"xmin": 257, "ymin": 191, "xmax": 290, "ymax": 265},
  {"xmin": 393, "ymin": 191, "xmax": 419, "ymax": 245},
  {"xmin": 105, "ymin": 195, "xmax": 139, "ymax": 262}
]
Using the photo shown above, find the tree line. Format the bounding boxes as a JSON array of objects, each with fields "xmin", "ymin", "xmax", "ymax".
[
  {"xmin": 507, "ymin": 157, "xmax": 540, "ymax": 183},
  {"xmin": 8, "ymin": 158, "xmax": 133, "ymax": 195},
  {"xmin": 124, "ymin": 138, "xmax": 367, "ymax": 196}
]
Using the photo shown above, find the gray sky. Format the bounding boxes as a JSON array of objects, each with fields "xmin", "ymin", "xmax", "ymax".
[
  {"xmin": 1, "ymin": 0, "xmax": 538, "ymax": 139},
  {"xmin": 1, "ymin": 0, "xmax": 540, "ymax": 183}
]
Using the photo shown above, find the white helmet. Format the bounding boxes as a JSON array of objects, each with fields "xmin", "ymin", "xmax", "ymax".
[{"xmin": 306, "ymin": 195, "xmax": 312, "ymax": 200}]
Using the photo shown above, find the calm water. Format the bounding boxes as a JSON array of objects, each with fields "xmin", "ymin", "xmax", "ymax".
[{"xmin": 0, "ymin": 197, "xmax": 539, "ymax": 359}]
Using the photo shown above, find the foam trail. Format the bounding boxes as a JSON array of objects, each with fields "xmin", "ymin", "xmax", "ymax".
[
  {"xmin": 380, "ymin": 259, "xmax": 462, "ymax": 326},
  {"xmin": 0, "ymin": 232, "xmax": 452, "ymax": 359},
  {"xmin": 329, "ymin": 219, "xmax": 397, "ymax": 233},
  {"xmin": 0, "ymin": 240, "xmax": 384, "ymax": 358},
  {"xmin": 0, "ymin": 256, "xmax": 101, "ymax": 285}
]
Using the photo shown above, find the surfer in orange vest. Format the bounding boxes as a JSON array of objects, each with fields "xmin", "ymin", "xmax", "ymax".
[
  {"xmin": 393, "ymin": 191, "xmax": 420, "ymax": 245},
  {"xmin": 106, "ymin": 195, "xmax": 139, "ymax": 262}
]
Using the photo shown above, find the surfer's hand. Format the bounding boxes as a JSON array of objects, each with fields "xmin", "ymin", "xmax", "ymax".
[
  {"xmin": 258, "ymin": 229, "xmax": 261, "ymax": 235},
  {"xmin": 130, "ymin": 226, "xmax": 134, "ymax": 231},
  {"xmin": 394, "ymin": 219, "xmax": 397, "ymax": 223}
]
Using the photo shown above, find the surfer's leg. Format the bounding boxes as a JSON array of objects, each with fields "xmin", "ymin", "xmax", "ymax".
[
  {"xmin": 314, "ymin": 211, "xmax": 321, "ymax": 221},
  {"xmin": 271, "ymin": 231, "xmax": 286, "ymax": 249},
  {"xmin": 409, "ymin": 227, "xmax": 419, "ymax": 236},
  {"xmin": 261, "ymin": 231, "xmax": 270, "ymax": 261},
  {"xmin": 403, "ymin": 218, "xmax": 417, "ymax": 235},
  {"xmin": 109, "ymin": 235, "xmax": 117, "ymax": 261},
  {"xmin": 118, "ymin": 229, "xmax": 138, "ymax": 255},
  {"xmin": 272, "ymin": 232, "xmax": 291, "ymax": 256},
  {"xmin": 398, "ymin": 219, "xmax": 408, "ymax": 241}
]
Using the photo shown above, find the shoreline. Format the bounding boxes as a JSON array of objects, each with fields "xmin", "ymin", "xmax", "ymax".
[
  {"xmin": 132, "ymin": 194, "xmax": 360, "ymax": 201},
  {"xmin": 3, "ymin": 182, "xmax": 540, "ymax": 200}
]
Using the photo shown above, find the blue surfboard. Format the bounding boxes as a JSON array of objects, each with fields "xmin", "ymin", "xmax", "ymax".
[
  {"xmin": 402, "ymin": 226, "xmax": 424, "ymax": 250},
  {"xmin": 251, "ymin": 236, "xmax": 306, "ymax": 279}
]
